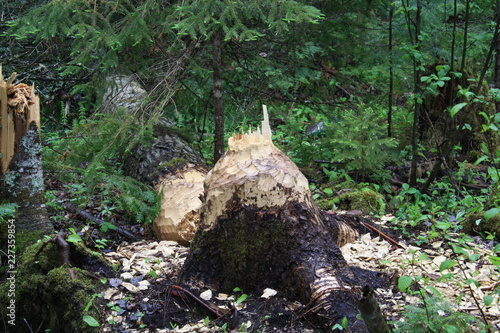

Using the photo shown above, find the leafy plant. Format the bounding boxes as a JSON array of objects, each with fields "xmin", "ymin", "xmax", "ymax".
[
  {"xmin": 0, "ymin": 203, "xmax": 17, "ymax": 223},
  {"xmin": 394, "ymin": 294, "xmax": 476, "ymax": 333},
  {"xmin": 66, "ymin": 227, "xmax": 83, "ymax": 243}
]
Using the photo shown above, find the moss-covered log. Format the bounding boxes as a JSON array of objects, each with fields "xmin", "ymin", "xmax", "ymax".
[{"xmin": 180, "ymin": 107, "xmax": 388, "ymax": 332}]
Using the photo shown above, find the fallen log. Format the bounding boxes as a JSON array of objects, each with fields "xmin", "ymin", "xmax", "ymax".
[{"xmin": 180, "ymin": 106, "xmax": 388, "ymax": 332}]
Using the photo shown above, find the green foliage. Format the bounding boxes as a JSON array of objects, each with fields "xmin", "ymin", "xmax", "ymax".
[
  {"xmin": 43, "ymin": 113, "xmax": 161, "ymax": 225},
  {"xmin": 0, "ymin": 203, "xmax": 17, "ymax": 223},
  {"xmin": 173, "ymin": 0, "xmax": 323, "ymax": 42},
  {"xmin": 326, "ymin": 107, "xmax": 398, "ymax": 180},
  {"xmin": 394, "ymin": 294, "xmax": 476, "ymax": 333}
]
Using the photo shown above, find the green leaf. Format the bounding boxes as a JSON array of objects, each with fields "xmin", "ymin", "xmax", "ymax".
[
  {"xmin": 67, "ymin": 228, "xmax": 83, "ymax": 243},
  {"xmin": 341, "ymin": 316, "xmax": 348, "ymax": 328},
  {"xmin": 484, "ymin": 208, "xmax": 500, "ymax": 221},
  {"xmin": 425, "ymin": 285, "xmax": 442, "ymax": 297},
  {"xmin": 83, "ymin": 315, "xmax": 99, "ymax": 327},
  {"xmin": 451, "ymin": 244, "xmax": 469, "ymax": 256},
  {"xmin": 434, "ymin": 220, "xmax": 451, "ymax": 230},
  {"xmin": 398, "ymin": 276, "xmax": 413, "ymax": 291},
  {"xmin": 236, "ymin": 294, "xmax": 248, "ymax": 304},
  {"xmin": 450, "ymin": 103, "xmax": 467, "ymax": 117},
  {"xmin": 488, "ymin": 255, "xmax": 500, "ymax": 265},
  {"xmin": 493, "ymin": 243, "xmax": 500, "ymax": 254},
  {"xmin": 324, "ymin": 188, "xmax": 333, "ymax": 196},
  {"xmin": 439, "ymin": 259, "xmax": 456, "ymax": 272},
  {"xmin": 484, "ymin": 294, "xmax": 494, "ymax": 306}
]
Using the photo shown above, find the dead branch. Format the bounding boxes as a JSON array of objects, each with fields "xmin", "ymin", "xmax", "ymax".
[
  {"xmin": 64, "ymin": 202, "xmax": 140, "ymax": 242},
  {"xmin": 360, "ymin": 221, "xmax": 406, "ymax": 249},
  {"xmin": 170, "ymin": 285, "xmax": 224, "ymax": 319}
]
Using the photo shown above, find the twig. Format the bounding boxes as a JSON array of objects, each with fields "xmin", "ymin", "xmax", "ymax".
[
  {"xmin": 64, "ymin": 203, "xmax": 139, "ymax": 242},
  {"xmin": 360, "ymin": 222, "xmax": 406, "ymax": 249},
  {"xmin": 34, "ymin": 232, "xmax": 71, "ymax": 265},
  {"xmin": 453, "ymin": 253, "xmax": 492, "ymax": 332},
  {"xmin": 170, "ymin": 285, "xmax": 224, "ymax": 319}
]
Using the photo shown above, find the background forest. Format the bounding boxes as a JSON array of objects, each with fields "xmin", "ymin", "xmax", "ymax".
[{"xmin": 2, "ymin": 0, "xmax": 500, "ymax": 332}]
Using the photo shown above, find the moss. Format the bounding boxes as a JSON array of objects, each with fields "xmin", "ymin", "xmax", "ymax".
[
  {"xmin": 333, "ymin": 189, "xmax": 385, "ymax": 215},
  {"xmin": 149, "ymin": 157, "xmax": 189, "ymax": 181},
  {"xmin": 463, "ymin": 213, "xmax": 500, "ymax": 240},
  {"xmin": 0, "ymin": 240, "xmax": 104, "ymax": 332},
  {"xmin": 315, "ymin": 197, "xmax": 334, "ymax": 210},
  {"xmin": 157, "ymin": 157, "xmax": 188, "ymax": 170}
]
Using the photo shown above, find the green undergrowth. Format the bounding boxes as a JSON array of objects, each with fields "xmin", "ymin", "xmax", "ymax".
[{"xmin": 42, "ymin": 112, "xmax": 161, "ymax": 225}]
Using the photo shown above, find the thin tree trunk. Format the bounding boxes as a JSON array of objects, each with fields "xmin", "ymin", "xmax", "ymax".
[
  {"xmin": 495, "ymin": 1, "xmax": 500, "ymax": 114},
  {"xmin": 460, "ymin": 0, "xmax": 470, "ymax": 73},
  {"xmin": 212, "ymin": 26, "xmax": 225, "ymax": 163},
  {"xmin": 448, "ymin": 0, "xmax": 458, "ymax": 109},
  {"xmin": 388, "ymin": 3, "xmax": 394, "ymax": 138},
  {"xmin": 409, "ymin": 0, "xmax": 422, "ymax": 187}
]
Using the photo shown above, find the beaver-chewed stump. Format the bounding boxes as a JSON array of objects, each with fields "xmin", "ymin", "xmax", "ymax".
[{"xmin": 180, "ymin": 107, "xmax": 388, "ymax": 332}]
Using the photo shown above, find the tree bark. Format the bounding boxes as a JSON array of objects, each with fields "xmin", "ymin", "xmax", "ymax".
[
  {"xmin": 387, "ymin": 3, "xmax": 394, "ymax": 138},
  {"xmin": 0, "ymin": 68, "xmax": 52, "ymax": 234},
  {"xmin": 212, "ymin": 25, "xmax": 225, "ymax": 164},
  {"xmin": 495, "ymin": 1, "xmax": 500, "ymax": 114},
  {"xmin": 180, "ymin": 107, "xmax": 388, "ymax": 332},
  {"xmin": 409, "ymin": 0, "xmax": 422, "ymax": 187}
]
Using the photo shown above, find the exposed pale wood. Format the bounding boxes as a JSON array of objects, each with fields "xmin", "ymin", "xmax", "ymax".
[
  {"xmin": 0, "ymin": 66, "xmax": 15, "ymax": 174},
  {"xmin": 153, "ymin": 164, "xmax": 207, "ymax": 245},
  {"xmin": 0, "ymin": 67, "xmax": 41, "ymax": 174},
  {"xmin": 202, "ymin": 104, "xmax": 320, "ymax": 229}
]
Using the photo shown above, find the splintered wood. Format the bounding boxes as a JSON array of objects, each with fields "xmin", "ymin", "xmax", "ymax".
[
  {"xmin": 0, "ymin": 66, "xmax": 40, "ymax": 174},
  {"xmin": 153, "ymin": 164, "xmax": 206, "ymax": 245},
  {"xmin": 202, "ymin": 105, "xmax": 315, "ymax": 229}
]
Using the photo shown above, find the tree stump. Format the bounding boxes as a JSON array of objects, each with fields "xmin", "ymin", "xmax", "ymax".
[
  {"xmin": 180, "ymin": 107, "xmax": 387, "ymax": 332},
  {"xmin": 0, "ymin": 68, "xmax": 52, "ymax": 234}
]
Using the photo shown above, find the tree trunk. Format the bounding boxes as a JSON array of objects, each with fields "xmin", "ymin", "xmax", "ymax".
[
  {"xmin": 387, "ymin": 3, "xmax": 394, "ymax": 138},
  {"xmin": 409, "ymin": 0, "xmax": 422, "ymax": 187},
  {"xmin": 0, "ymin": 68, "xmax": 52, "ymax": 234},
  {"xmin": 495, "ymin": 1, "xmax": 500, "ymax": 114},
  {"xmin": 212, "ymin": 25, "xmax": 225, "ymax": 164},
  {"xmin": 180, "ymin": 106, "xmax": 387, "ymax": 332}
]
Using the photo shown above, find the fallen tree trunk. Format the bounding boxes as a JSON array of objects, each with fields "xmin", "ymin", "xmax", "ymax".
[
  {"xmin": 180, "ymin": 107, "xmax": 388, "ymax": 332},
  {"xmin": 101, "ymin": 74, "xmax": 208, "ymax": 244}
]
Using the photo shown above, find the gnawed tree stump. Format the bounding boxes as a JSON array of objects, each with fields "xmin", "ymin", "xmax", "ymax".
[
  {"xmin": 0, "ymin": 68, "xmax": 52, "ymax": 234},
  {"xmin": 153, "ymin": 163, "xmax": 206, "ymax": 245},
  {"xmin": 180, "ymin": 107, "xmax": 387, "ymax": 332}
]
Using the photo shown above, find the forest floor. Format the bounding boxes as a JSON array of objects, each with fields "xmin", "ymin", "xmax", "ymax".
[
  {"xmin": 39, "ymin": 172, "xmax": 500, "ymax": 332},
  {"xmin": 66, "ymin": 211, "xmax": 499, "ymax": 333}
]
